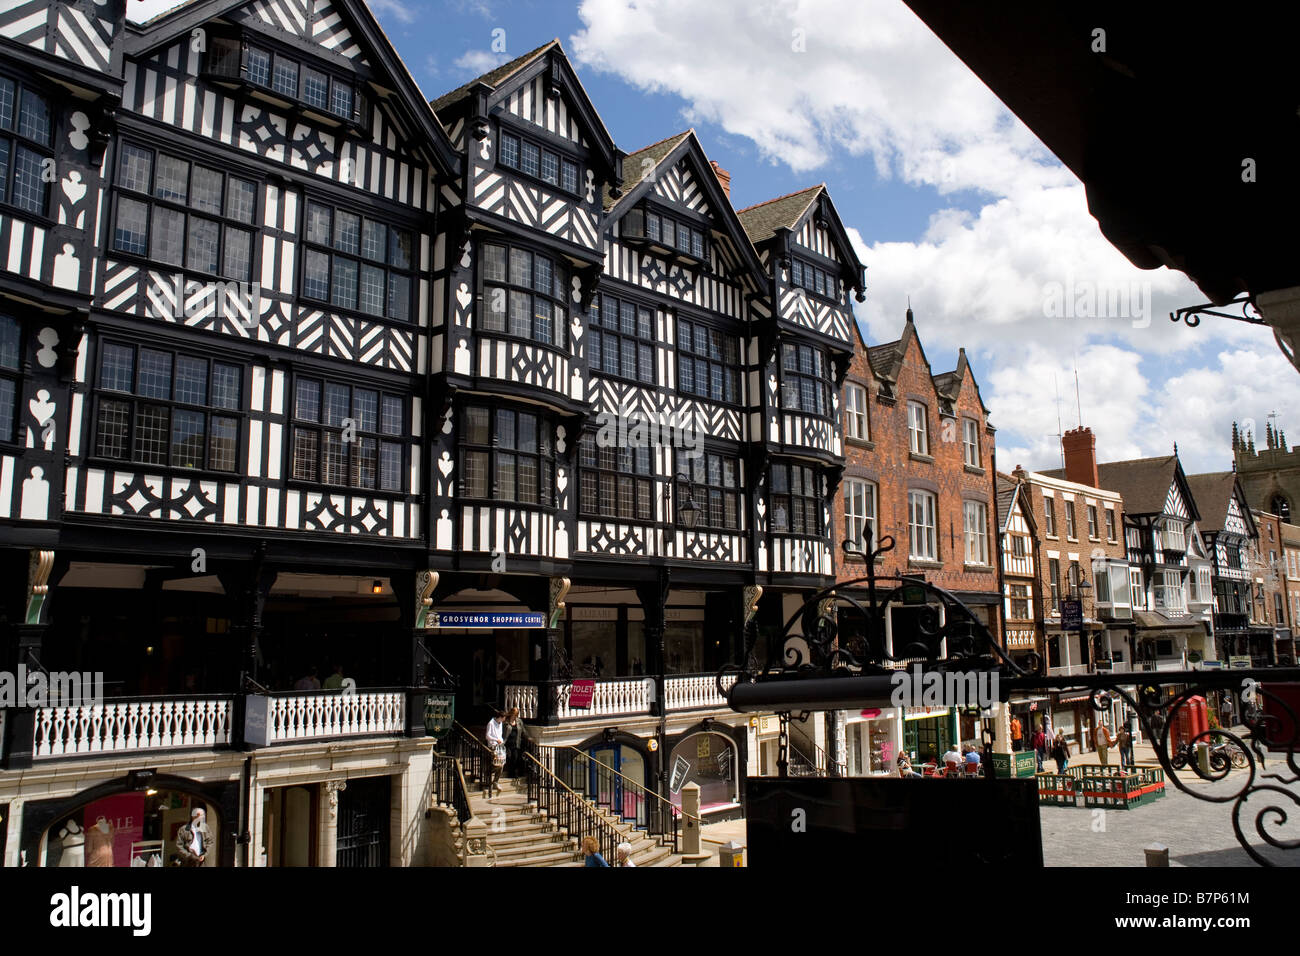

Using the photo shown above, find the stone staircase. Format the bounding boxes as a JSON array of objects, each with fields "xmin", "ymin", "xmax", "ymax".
[{"xmin": 466, "ymin": 776, "xmax": 686, "ymax": 867}]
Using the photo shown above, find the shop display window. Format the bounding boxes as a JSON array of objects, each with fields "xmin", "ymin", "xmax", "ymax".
[{"xmin": 42, "ymin": 790, "xmax": 216, "ymax": 867}]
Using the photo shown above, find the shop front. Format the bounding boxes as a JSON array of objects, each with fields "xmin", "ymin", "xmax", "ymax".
[
  {"xmin": 845, "ymin": 710, "xmax": 899, "ymax": 775},
  {"xmin": 666, "ymin": 729, "xmax": 741, "ymax": 817},
  {"xmin": 902, "ymin": 707, "xmax": 957, "ymax": 765},
  {"xmin": 34, "ymin": 783, "xmax": 227, "ymax": 868}
]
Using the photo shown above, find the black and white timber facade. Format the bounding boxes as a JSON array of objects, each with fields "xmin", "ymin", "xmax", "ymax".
[{"xmin": 0, "ymin": 3, "xmax": 866, "ymax": 866}]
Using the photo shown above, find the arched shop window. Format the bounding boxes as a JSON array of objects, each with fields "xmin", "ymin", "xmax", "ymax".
[
  {"xmin": 41, "ymin": 790, "xmax": 218, "ymax": 867},
  {"xmin": 667, "ymin": 732, "xmax": 737, "ymax": 812}
]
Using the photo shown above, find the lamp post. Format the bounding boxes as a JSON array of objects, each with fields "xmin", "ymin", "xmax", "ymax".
[{"xmin": 668, "ymin": 473, "xmax": 701, "ymax": 531}]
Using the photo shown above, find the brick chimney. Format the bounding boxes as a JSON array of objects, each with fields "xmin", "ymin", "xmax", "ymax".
[
  {"xmin": 1062, "ymin": 426, "xmax": 1099, "ymax": 488},
  {"xmin": 710, "ymin": 161, "xmax": 731, "ymax": 200}
]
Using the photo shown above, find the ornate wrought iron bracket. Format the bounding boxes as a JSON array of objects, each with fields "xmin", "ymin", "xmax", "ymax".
[{"xmin": 1170, "ymin": 294, "xmax": 1263, "ymax": 328}]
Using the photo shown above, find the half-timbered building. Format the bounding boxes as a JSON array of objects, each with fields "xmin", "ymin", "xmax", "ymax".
[
  {"xmin": 0, "ymin": 0, "xmax": 464, "ymax": 868},
  {"xmin": 0, "ymin": 10, "xmax": 875, "ymax": 859}
]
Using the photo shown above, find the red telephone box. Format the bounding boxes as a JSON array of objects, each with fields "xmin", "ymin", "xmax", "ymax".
[{"xmin": 1170, "ymin": 696, "xmax": 1208, "ymax": 747}]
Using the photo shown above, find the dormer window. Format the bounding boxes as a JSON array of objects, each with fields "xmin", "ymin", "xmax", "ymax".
[
  {"xmin": 790, "ymin": 257, "xmax": 839, "ymax": 303},
  {"xmin": 204, "ymin": 34, "xmax": 368, "ymax": 131},
  {"xmin": 621, "ymin": 205, "xmax": 707, "ymax": 260},
  {"xmin": 498, "ymin": 129, "xmax": 582, "ymax": 197}
]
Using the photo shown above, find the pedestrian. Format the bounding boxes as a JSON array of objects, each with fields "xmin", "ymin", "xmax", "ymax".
[
  {"xmin": 1051, "ymin": 730, "xmax": 1070, "ymax": 773},
  {"xmin": 615, "ymin": 842, "xmax": 636, "ymax": 867},
  {"xmin": 174, "ymin": 807, "xmax": 211, "ymax": 867},
  {"xmin": 322, "ymin": 663, "xmax": 345, "ymax": 690},
  {"xmin": 1221, "ymin": 694, "xmax": 1234, "ymax": 728},
  {"xmin": 1031, "ymin": 725, "xmax": 1047, "ymax": 772},
  {"xmin": 1010, "ymin": 714, "xmax": 1023, "ymax": 752},
  {"xmin": 485, "ymin": 709, "xmax": 506, "ymax": 796},
  {"xmin": 582, "ymin": 835, "xmax": 609, "ymax": 867},
  {"xmin": 1115, "ymin": 725, "xmax": 1133, "ymax": 771},
  {"xmin": 1094, "ymin": 722, "xmax": 1115, "ymax": 767},
  {"xmin": 503, "ymin": 706, "xmax": 526, "ymax": 777}
]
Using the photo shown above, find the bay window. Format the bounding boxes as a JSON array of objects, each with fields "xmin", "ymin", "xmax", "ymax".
[
  {"xmin": 589, "ymin": 292, "xmax": 654, "ymax": 384},
  {"xmin": 498, "ymin": 129, "xmax": 582, "ymax": 197},
  {"xmin": 677, "ymin": 449, "xmax": 742, "ymax": 531},
  {"xmin": 622, "ymin": 204, "xmax": 707, "ymax": 259},
  {"xmin": 481, "ymin": 241, "xmax": 568, "ymax": 347},
  {"xmin": 678, "ymin": 318, "xmax": 740, "ymax": 403},
  {"xmin": 204, "ymin": 35, "xmax": 368, "ymax": 128},
  {"xmin": 579, "ymin": 436, "xmax": 653, "ymax": 521},
  {"xmin": 460, "ymin": 404, "xmax": 555, "ymax": 506},
  {"xmin": 0, "ymin": 75, "xmax": 52, "ymax": 216},
  {"xmin": 771, "ymin": 462, "xmax": 821, "ymax": 535},
  {"xmin": 780, "ymin": 342, "xmax": 832, "ymax": 417}
]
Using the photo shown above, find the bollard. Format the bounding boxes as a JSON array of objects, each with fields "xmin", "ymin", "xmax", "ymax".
[
  {"xmin": 719, "ymin": 839, "xmax": 745, "ymax": 867},
  {"xmin": 682, "ymin": 782, "xmax": 701, "ymax": 855},
  {"xmin": 1144, "ymin": 843, "xmax": 1169, "ymax": 867},
  {"xmin": 1196, "ymin": 742, "xmax": 1211, "ymax": 776}
]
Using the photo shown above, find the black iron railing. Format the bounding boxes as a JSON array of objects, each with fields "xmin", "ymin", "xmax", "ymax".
[
  {"xmin": 522, "ymin": 749, "xmax": 622, "ymax": 865},
  {"xmin": 431, "ymin": 754, "xmax": 472, "ymax": 825},
  {"xmin": 536, "ymin": 744, "xmax": 686, "ymax": 852},
  {"xmin": 448, "ymin": 721, "xmax": 495, "ymax": 791}
]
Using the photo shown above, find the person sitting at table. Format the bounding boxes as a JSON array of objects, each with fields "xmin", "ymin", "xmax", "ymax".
[
  {"xmin": 896, "ymin": 755, "xmax": 922, "ymax": 778},
  {"xmin": 941, "ymin": 744, "xmax": 962, "ymax": 771},
  {"xmin": 964, "ymin": 745, "xmax": 982, "ymax": 766}
]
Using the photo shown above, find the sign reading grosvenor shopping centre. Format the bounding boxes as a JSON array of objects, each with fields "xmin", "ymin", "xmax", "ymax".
[{"xmin": 425, "ymin": 611, "xmax": 546, "ymax": 628}]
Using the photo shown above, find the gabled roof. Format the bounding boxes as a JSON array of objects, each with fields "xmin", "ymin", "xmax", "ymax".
[
  {"xmin": 124, "ymin": 0, "xmax": 460, "ymax": 176},
  {"xmin": 1186, "ymin": 472, "xmax": 1255, "ymax": 537},
  {"xmin": 736, "ymin": 185, "xmax": 822, "ymax": 245},
  {"xmin": 996, "ymin": 474, "xmax": 1036, "ymax": 536},
  {"xmin": 866, "ymin": 307, "xmax": 924, "ymax": 382},
  {"xmin": 934, "ymin": 349, "xmax": 991, "ymax": 416},
  {"xmin": 430, "ymin": 40, "xmax": 558, "ymax": 114},
  {"xmin": 428, "ymin": 39, "xmax": 619, "ymax": 177},
  {"xmin": 601, "ymin": 129, "xmax": 766, "ymax": 289},
  {"xmin": 602, "ymin": 131, "xmax": 691, "ymax": 211}
]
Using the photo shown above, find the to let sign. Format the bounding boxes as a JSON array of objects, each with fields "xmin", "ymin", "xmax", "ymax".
[
  {"xmin": 569, "ymin": 679, "xmax": 596, "ymax": 709},
  {"xmin": 1061, "ymin": 599, "xmax": 1083, "ymax": 630}
]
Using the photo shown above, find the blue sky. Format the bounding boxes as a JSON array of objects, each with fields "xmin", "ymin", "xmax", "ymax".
[{"xmin": 130, "ymin": 0, "xmax": 1299, "ymax": 476}]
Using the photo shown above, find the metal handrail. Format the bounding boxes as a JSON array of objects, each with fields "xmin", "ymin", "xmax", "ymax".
[
  {"xmin": 523, "ymin": 751, "xmax": 623, "ymax": 865},
  {"xmin": 563, "ymin": 746, "xmax": 701, "ymax": 827}
]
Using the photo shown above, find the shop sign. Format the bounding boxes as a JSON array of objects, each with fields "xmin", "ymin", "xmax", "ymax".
[
  {"xmin": 903, "ymin": 706, "xmax": 950, "ymax": 720},
  {"xmin": 1230, "ymin": 656, "xmax": 1252, "ymax": 669},
  {"xmin": 1061, "ymin": 600, "xmax": 1083, "ymax": 630},
  {"xmin": 569, "ymin": 679, "xmax": 595, "ymax": 708},
  {"xmin": 426, "ymin": 611, "xmax": 545, "ymax": 628}
]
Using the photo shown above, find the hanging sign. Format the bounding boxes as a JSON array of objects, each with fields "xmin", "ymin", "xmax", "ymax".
[
  {"xmin": 1061, "ymin": 600, "xmax": 1083, "ymax": 630},
  {"xmin": 569, "ymin": 679, "xmax": 596, "ymax": 709},
  {"xmin": 425, "ymin": 611, "xmax": 545, "ymax": 628}
]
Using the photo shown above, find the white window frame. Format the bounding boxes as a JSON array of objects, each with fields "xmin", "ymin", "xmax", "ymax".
[
  {"xmin": 844, "ymin": 478, "xmax": 876, "ymax": 553},
  {"xmin": 1043, "ymin": 495, "xmax": 1056, "ymax": 536},
  {"xmin": 1104, "ymin": 507, "xmax": 1117, "ymax": 541},
  {"xmin": 1064, "ymin": 501, "xmax": 1076, "ymax": 540},
  {"xmin": 1093, "ymin": 561, "xmax": 1112, "ymax": 603},
  {"xmin": 1087, "ymin": 504, "xmax": 1098, "ymax": 539},
  {"xmin": 963, "ymin": 500, "xmax": 989, "ymax": 565},
  {"xmin": 962, "ymin": 418, "xmax": 979, "ymax": 467},
  {"xmin": 1165, "ymin": 520, "xmax": 1186, "ymax": 553},
  {"xmin": 845, "ymin": 384, "xmax": 868, "ymax": 441},
  {"xmin": 908, "ymin": 489, "xmax": 937, "ymax": 561},
  {"xmin": 1130, "ymin": 568, "xmax": 1145, "ymax": 608},
  {"xmin": 907, "ymin": 402, "xmax": 928, "ymax": 456}
]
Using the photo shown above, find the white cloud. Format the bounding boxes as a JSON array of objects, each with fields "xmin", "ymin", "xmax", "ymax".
[
  {"xmin": 570, "ymin": 0, "xmax": 1293, "ymax": 476},
  {"xmin": 454, "ymin": 49, "xmax": 509, "ymax": 76},
  {"xmin": 368, "ymin": 0, "xmax": 417, "ymax": 24},
  {"xmin": 127, "ymin": 0, "xmax": 191, "ymax": 25}
]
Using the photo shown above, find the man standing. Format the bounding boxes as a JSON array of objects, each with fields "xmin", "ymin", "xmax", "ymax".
[
  {"xmin": 323, "ymin": 664, "xmax": 345, "ymax": 690},
  {"xmin": 1094, "ymin": 722, "xmax": 1116, "ymax": 766},
  {"xmin": 1031, "ymin": 724, "xmax": 1047, "ymax": 771},
  {"xmin": 1010, "ymin": 714, "xmax": 1023, "ymax": 752},
  {"xmin": 1115, "ymin": 724, "xmax": 1133, "ymax": 771},
  {"xmin": 175, "ymin": 807, "xmax": 211, "ymax": 867},
  {"xmin": 1221, "ymin": 694, "xmax": 1235, "ymax": 728}
]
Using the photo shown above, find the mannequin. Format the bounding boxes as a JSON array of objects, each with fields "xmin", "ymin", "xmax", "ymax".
[
  {"xmin": 85, "ymin": 816, "xmax": 115, "ymax": 867},
  {"xmin": 57, "ymin": 819, "xmax": 85, "ymax": 867}
]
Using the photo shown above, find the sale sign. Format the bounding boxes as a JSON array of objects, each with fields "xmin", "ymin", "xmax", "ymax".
[{"xmin": 569, "ymin": 679, "xmax": 595, "ymax": 709}]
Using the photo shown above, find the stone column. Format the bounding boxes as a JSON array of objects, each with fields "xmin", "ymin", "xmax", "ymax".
[
  {"xmin": 318, "ymin": 779, "xmax": 346, "ymax": 868},
  {"xmin": 681, "ymin": 783, "xmax": 701, "ymax": 855},
  {"xmin": 2, "ymin": 800, "xmax": 23, "ymax": 868}
]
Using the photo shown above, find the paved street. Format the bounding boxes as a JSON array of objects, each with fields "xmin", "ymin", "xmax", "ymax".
[{"xmin": 701, "ymin": 735, "xmax": 1300, "ymax": 867}]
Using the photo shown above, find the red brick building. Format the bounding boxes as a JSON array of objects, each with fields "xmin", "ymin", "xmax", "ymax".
[{"xmin": 832, "ymin": 308, "xmax": 1002, "ymax": 770}]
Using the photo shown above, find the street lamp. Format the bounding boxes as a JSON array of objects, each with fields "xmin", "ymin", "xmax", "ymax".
[{"xmin": 669, "ymin": 474, "xmax": 701, "ymax": 530}]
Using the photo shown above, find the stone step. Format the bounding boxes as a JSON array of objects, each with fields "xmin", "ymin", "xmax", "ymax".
[
  {"xmin": 486, "ymin": 828, "xmax": 573, "ymax": 851},
  {"xmin": 494, "ymin": 847, "xmax": 582, "ymax": 868},
  {"xmin": 490, "ymin": 835, "xmax": 576, "ymax": 860}
]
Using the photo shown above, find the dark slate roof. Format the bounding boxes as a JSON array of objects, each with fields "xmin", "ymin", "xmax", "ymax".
[
  {"xmin": 602, "ymin": 130, "xmax": 692, "ymax": 210},
  {"xmin": 867, "ymin": 340, "xmax": 903, "ymax": 380},
  {"xmin": 430, "ymin": 40, "xmax": 558, "ymax": 114},
  {"xmin": 735, "ymin": 185, "xmax": 823, "ymax": 245},
  {"xmin": 1043, "ymin": 455, "xmax": 1178, "ymax": 514},
  {"xmin": 1185, "ymin": 472, "xmax": 1238, "ymax": 533},
  {"xmin": 996, "ymin": 475, "xmax": 1020, "ymax": 533}
]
